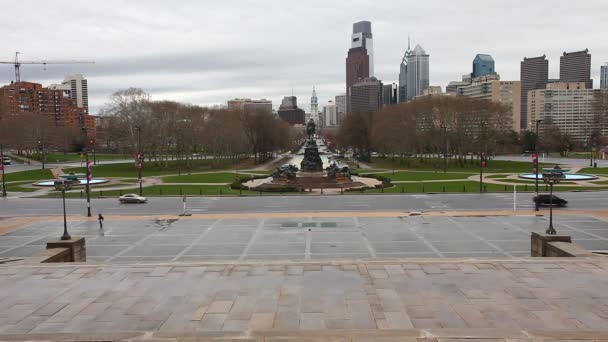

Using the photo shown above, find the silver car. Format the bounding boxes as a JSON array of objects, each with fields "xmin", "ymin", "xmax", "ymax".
[{"xmin": 119, "ymin": 193, "xmax": 147, "ymax": 203}]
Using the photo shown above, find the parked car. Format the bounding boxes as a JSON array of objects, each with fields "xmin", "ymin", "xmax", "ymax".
[
  {"xmin": 533, "ymin": 194, "xmax": 567, "ymax": 207},
  {"xmin": 119, "ymin": 194, "xmax": 147, "ymax": 203},
  {"xmin": 2, "ymin": 157, "xmax": 10, "ymax": 165}
]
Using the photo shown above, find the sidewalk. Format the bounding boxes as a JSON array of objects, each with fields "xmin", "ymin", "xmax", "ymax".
[{"xmin": 0, "ymin": 258, "xmax": 607, "ymax": 340}]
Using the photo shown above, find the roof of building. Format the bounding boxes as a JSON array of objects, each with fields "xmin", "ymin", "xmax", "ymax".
[
  {"xmin": 412, "ymin": 44, "xmax": 426, "ymax": 55},
  {"xmin": 474, "ymin": 54, "xmax": 494, "ymax": 62}
]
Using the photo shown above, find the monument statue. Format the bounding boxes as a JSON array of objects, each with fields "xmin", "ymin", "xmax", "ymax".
[{"xmin": 306, "ymin": 119, "xmax": 316, "ymax": 138}]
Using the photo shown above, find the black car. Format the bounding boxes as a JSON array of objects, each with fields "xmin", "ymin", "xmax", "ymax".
[{"xmin": 533, "ymin": 194, "xmax": 568, "ymax": 207}]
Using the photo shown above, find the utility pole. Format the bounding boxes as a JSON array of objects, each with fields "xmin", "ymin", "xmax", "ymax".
[
  {"xmin": 0, "ymin": 144, "xmax": 6, "ymax": 197},
  {"xmin": 441, "ymin": 124, "xmax": 448, "ymax": 173}
]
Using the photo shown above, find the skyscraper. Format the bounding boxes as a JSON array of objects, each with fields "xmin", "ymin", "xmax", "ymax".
[
  {"xmin": 602, "ymin": 63, "xmax": 608, "ymax": 89},
  {"xmin": 405, "ymin": 44, "xmax": 430, "ymax": 101},
  {"xmin": 310, "ymin": 87, "xmax": 319, "ymax": 125},
  {"xmin": 520, "ymin": 55, "xmax": 548, "ymax": 130},
  {"xmin": 472, "ymin": 54, "xmax": 496, "ymax": 78},
  {"xmin": 346, "ymin": 21, "xmax": 373, "ymax": 113},
  {"xmin": 350, "ymin": 77, "xmax": 383, "ymax": 114},
  {"xmin": 48, "ymin": 74, "xmax": 89, "ymax": 113},
  {"xmin": 560, "ymin": 49, "xmax": 592, "ymax": 89},
  {"xmin": 323, "ymin": 101, "xmax": 337, "ymax": 127},
  {"xmin": 335, "ymin": 94, "xmax": 346, "ymax": 124},
  {"xmin": 277, "ymin": 96, "xmax": 305, "ymax": 125},
  {"xmin": 398, "ymin": 40, "xmax": 410, "ymax": 103}
]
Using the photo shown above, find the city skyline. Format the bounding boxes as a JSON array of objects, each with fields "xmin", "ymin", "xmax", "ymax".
[{"xmin": 0, "ymin": 1, "xmax": 607, "ymax": 114}]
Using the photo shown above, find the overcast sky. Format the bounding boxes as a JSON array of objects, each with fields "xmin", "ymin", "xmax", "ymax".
[{"xmin": 1, "ymin": 0, "xmax": 606, "ymax": 114}]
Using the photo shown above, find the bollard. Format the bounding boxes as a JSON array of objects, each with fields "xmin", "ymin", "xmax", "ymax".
[
  {"xmin": 119, "ymin": 190, "xmax": 122, "ymax": 196},
  {"xmin": 100, "ymin": 190, "xmax": 103, "ymax": 197},
  {"xmin": 401, "ymin": 186, "xmax": 404, "ymax": 193},
  {"xmin": 463, "ymin": 185, "xmax": 466, "ymax": 192},
  {"xmin": 422, "ymin": 185, "xmax": 425, "ymax": 193},
  {"xmin": 160, "ymin": 188, "xmax": 162, "ymax": 195},
  {"xmin": 220, "ymin": 189, "xmax": 222, "ymax": 195},
  {"xmin": 239, "ymin": 189, "xmax": 242, "ymax": 196},
  {"xmin": 504, "ymin": 185, "xmax": 507, "ymax": 191},
  {"xmin": 484, "ymin": 185, "xmax": 487, "ymax": 193},
  {"xmin": 199, "ymin": 188, "xmax": 202, "ymax": 195}
]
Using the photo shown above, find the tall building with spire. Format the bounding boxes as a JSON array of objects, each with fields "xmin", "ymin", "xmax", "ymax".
[
  {"xmin": 401, "ymin": 42, "xmax": 430, "ymax": 101},
  {"xmin": 398, "ymin": 38, "xmax": 410, "ymax": 103},
  {"xmin": 346, "ymin": 21, "xmax": 373, "ymax": 113},
  {"xmin": 310, "ymin": 87, "xmax": 319, "ymax": 125}
]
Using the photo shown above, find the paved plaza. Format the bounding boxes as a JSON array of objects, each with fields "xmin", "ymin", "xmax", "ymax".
[
  {"xmin": 0, "ymin": 258, "xmax": 608, "ymax": 340},
  {"xmin": 1, "ymin": 214, "xmax": 608, "ymax": 263}
]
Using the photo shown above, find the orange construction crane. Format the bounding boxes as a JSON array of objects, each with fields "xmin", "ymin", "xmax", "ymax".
[{"xmin": 0, "ymin": 52, "xmax": 95, "ymax": 82}]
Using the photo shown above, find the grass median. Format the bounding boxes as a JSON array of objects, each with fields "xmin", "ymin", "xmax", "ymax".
[
  {"xmin": 369, "ymin": 157, "xmax": 549, "ymax": 173},
  {"xmin": 362, "ymin": 181, "xmax": 608, "ymax": 193},
  {"xmin": 161, "ymin": 172, "xmax": 264, "ymax": 184},
  {"xmin": 2, "ymin": 169, "xmax": 53, "ymax": 181},
  {"xmin": 361, "ymin": 171, "xmax": 475, "ymax": 181}
]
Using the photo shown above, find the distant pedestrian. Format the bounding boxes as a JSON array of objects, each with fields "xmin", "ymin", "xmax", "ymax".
[{"xmin": 98, "ymin": 213, "xmax": 104, "ymax": 229}]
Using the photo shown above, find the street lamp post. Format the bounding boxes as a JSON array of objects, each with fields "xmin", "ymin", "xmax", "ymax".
[
  {"xmin": 38, "ymin": 137, "xmax": 46, "ymax": 170},
  {"xmin": 479, "ymin": 121, "xmax": 487, "ymax": 193},
  {"xmin": 0, "ymin": 144, "xmax": 6, "ymax": 197},
  {"xmin": 534, "ymin": 119, "xmax": 543, "ymax": 202},
  {"xmin": 542, "ymin": 165, "xmax": 564, "ymax": 235},
  {"xmin": 57, "ymin": 180, "xmax": 73, "ymax": 240},
  {"xmin": 81, "ymin": 128, "xmax": 92, "ymax": 217}
]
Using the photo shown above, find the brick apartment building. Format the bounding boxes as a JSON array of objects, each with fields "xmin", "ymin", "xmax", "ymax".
[{"xmin": 0, "ymin": 81, "xmax": 96, "ymax": 134}]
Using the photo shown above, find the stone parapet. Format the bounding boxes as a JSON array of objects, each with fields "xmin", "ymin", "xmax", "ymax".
[{"xmin": 45, "ymin": 237, "xmax": 86, "ymax": 262}]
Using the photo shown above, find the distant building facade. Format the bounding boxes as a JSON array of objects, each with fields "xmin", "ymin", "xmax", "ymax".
[
  {"xmin": 335, "ymin": 93, "xmax": 346, "ymax": 124},
  {"xmin": 323, "ymin": 101, "xmax": 338, "ymax": 127},
  {"xmin": 226, "ymin": 98, "xmax": 272, "ymax": 115},
  {"xmin": 520, "ymin": 55, "xmax": 549, "ymax": 130},
  {"xmin": 346, "ymin": 21, "xmax": 373, "ymax": 113},
  {"xmin": 456, "ymin": 74, "xmax": 521, "ymax": 132},
  {"xmin": 277, "ymin": 96, "xmax": 305, "ymax": 125},
  {"xmin": 560, "ymin": 49, "xmax": 592, "ymax": 89},
  {"xmin": 0, "ymin": 81, "xmax": 95, "ymax": 131},
  {"xmin": 600, "ymin": 63, "xmax": 608, "ymax": 89},
  {"xmin": 527, "ymin": 82, "xmax": 608, "ymax": 143},
  {"xmin": 472, "ymin": 54, "xmax": 496, "ymax": 78},
  {"xmin": 350, "ymin": 77, "xmax": 383, "ymax": 114},
  {"xmin": 382, "ymin": 83, "xmax": 397, "ymax": 107},
  {"xmin": 49, "ymin": 74, "xmax": 89, "ymax": 114}
]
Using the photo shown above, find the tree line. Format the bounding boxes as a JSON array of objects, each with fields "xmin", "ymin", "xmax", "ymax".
[
  {"xmin": 0, "ymin": 88, "xmax": 299, "ymax": 166},
  {"xmin": 337, "ymin": 94, "xmax": 608, "ymax": 162}
]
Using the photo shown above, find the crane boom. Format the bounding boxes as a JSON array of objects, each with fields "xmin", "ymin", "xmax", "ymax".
[{"xmin": 0, "ymin": 52, "xmax": 94, "ymax": 82}]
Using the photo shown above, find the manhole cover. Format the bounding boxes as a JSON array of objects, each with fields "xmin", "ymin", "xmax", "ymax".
[
  {"xmin": 302, "ymin": 222, "xmax": 317, "ymax": 228},
  {"xmin": 320, "ymin": 222, "xmax": 338, "ymax": 228},
  {"xmin": 281, "ymin": 222, "xmax": 299, "ymax": 228}
]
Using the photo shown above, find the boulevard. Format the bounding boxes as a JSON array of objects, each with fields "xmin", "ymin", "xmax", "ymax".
[{"xmin": 0, "ymin": 191, "xmax": 606, "ymax": 217}]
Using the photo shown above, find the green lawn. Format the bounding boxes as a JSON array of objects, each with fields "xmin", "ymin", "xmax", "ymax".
[
  {"xmin": 591, "ymin": 180, "xmax": 608, "ymax": 185},
  {"xmin": 353, "ymin": 169, "xmax": 389, "ymax": 174},
  {"xmin": 162, "ymin": 172, "xmax": 244, "ymax": 183},
  {"xmin": 64, "ymin": 159, "xmax": 251, "ymax": 178},
  {"xmin": 369, "ymin": 157, "xmax": 549, "ymax": 173},
  {"xmin": 4, "ymin": 181, "xmax": 40, "ymax": 192},
  {"xmin": 364, "ymin": 171, "xmax": 475, "ymax": 181},
  {"xmin": 579, "ymin": 167, "xmax": 608, "ymax": 175},
  {"xmin": 3, "ymin": 169, "xmax": 53, "ymax": 181},
  {"xmin": 31, "ymin": 153, "xmax": 132, "ymax": 163}
]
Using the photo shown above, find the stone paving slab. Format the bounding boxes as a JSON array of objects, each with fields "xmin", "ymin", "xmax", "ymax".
[
  {"xmin": 1, "ymin": 214, "xmax": 608, "ymax": 262},
  {"xmin": 0, "ymin": 258, "xmax": 607, "ymax": 340}
]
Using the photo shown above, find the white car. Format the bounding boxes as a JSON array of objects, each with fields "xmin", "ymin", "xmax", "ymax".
[{"xmin": 119, "ymin": 193, "xmax": 147, "ymax": 203}]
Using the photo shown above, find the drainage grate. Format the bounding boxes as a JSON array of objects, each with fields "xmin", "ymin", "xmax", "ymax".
[
  {"xmin": 302, "ymin": 222, "xmax": 317, "ymax": 228},
  {"xmin": 320, "ymin": 222, "xmax": 338, "ymax": 228},
  {"xmin": 281, "ymin": 222, "xmax": 299, "ymax": 228}
]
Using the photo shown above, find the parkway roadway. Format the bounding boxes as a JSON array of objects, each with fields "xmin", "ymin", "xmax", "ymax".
[{"xmin": 0, "ymin": 191, "xmax": 607, "ymax": 217}]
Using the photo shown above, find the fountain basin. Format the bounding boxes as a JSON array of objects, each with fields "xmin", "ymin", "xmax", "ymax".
[
  {"xmin": 518, "ymin": 173, "xmax": 598, "ymax": 181},
  {"xmin": 34, "ymin": 178, "xmax": 110, "ymax": 187}
]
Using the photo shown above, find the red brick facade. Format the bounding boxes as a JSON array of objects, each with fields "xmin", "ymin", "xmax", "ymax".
[
  {"xmin": 0, "ymin": 81, "xmax": 95, "ymax": 134},
  {"xmin": 345, "ymin": 47, "xmax": 370, "ymax": 114}
]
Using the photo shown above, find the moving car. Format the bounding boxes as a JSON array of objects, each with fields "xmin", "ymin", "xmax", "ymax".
[
  {"xmin": 119, "ymin": 194, "xmax": 147, "ymax": 204},
  {"xmin": 2, "ymin": 156, "xmax": 10, "ymax": 165},
  {"xmin": 533, "ymin": 194, "xmax": 567, "ymax": 207}
]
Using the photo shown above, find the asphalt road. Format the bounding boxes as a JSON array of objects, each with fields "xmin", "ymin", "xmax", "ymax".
[{"xmin": 1, "ymin": 191, "xmax": 606, "ymax": 217}]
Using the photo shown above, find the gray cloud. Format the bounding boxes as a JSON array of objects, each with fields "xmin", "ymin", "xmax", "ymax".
[{"xmin": 1, "ymin": 0, "xmax": 607, "ymax": 114}]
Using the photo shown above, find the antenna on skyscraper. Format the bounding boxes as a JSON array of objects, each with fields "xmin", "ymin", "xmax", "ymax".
[{"xmin": 408, "ymin": 35, "xmax": 411, "ymax": 51}]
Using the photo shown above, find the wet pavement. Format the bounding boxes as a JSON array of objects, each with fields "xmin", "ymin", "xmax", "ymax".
[{"xmin": 1, "ymin": 215, "xmax": 608, "ymax": 263}]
